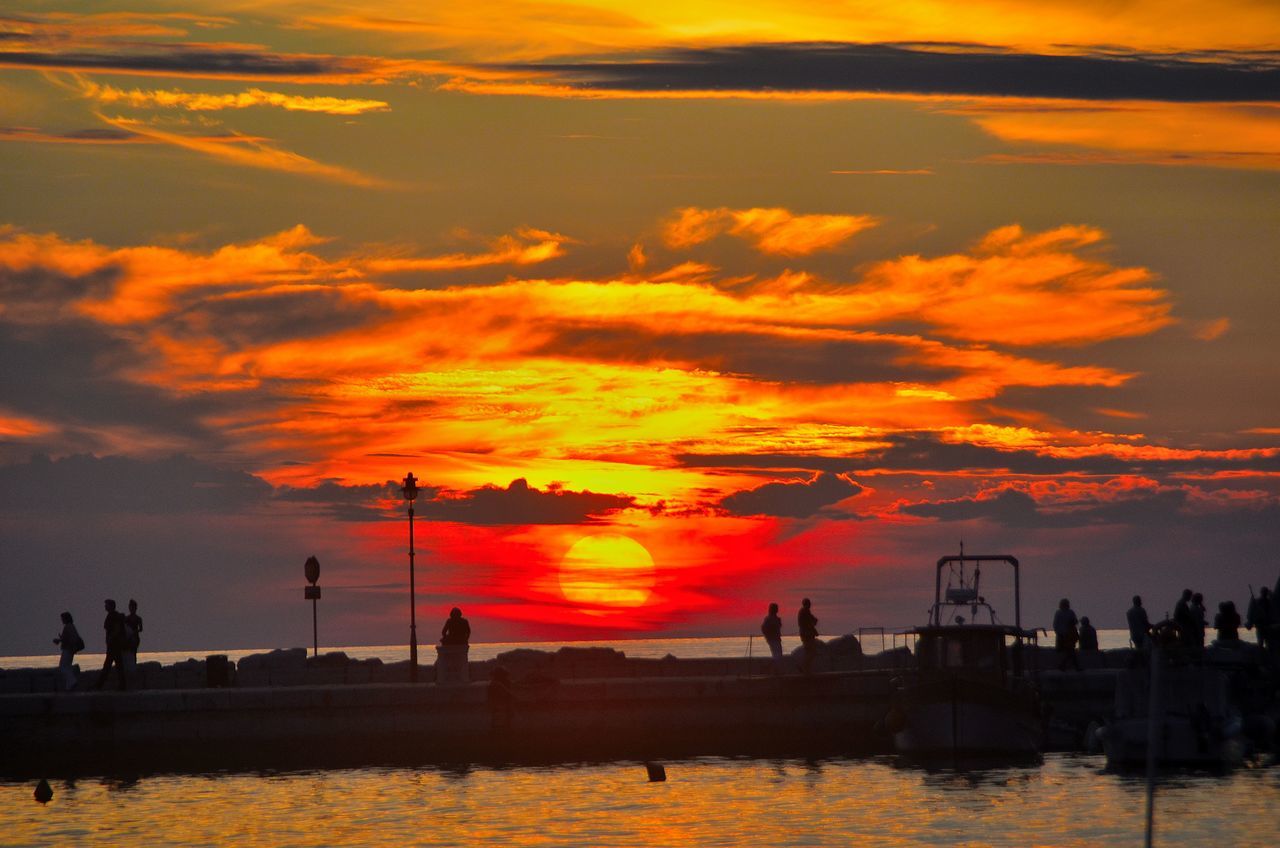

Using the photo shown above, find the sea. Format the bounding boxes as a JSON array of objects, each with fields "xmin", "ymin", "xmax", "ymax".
[{"xmin": 3, "ymin": 632, "xmax": 1278, "ymax": 847}]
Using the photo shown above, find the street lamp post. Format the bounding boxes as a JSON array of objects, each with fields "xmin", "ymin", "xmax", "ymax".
[
  {"xmin": 401, "ymin": 472, "xmax": 420, "ymax": 682},
  {"xmin": 303, "ymin": 555, "xmax": 321, "ymax": 657}
]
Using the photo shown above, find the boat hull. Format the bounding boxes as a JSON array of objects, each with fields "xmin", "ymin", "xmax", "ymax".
[
  {"xmin": 1099, "ymin": 716, "xmax": 1246, "ymax": 768},
  {"xmin": 893, "ymin": 676, "xmax": 1041, "ymax": 758}
]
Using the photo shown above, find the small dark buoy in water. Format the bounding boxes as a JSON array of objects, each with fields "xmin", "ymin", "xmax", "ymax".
[
  {"xmin": 645, "ymin": 762, "xmax": 666, "ymax": 782},
  {"xmin": 34, "ymin": 778, "xmax": 53, "ymax": 804}
]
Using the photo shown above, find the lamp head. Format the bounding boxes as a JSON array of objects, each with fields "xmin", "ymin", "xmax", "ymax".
[{"xmin": 401, "ymin": 472, "xmax": 419, "ymax": 502}]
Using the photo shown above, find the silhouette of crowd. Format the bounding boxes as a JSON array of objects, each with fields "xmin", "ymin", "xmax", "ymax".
[{"xmin": 1056, "ymin": 574, "xmax": 1280, "ymax": 669}]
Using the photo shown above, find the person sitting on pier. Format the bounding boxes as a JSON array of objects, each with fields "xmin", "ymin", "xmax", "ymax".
[
  {"xmin": 1213, "ymin": 600, "xmax": 1242, "ymax": 644},
  {"xmin": 441, "ymin": 607, "xmax": 471, "ymax": 646},
  {"xmin": 1126, "ymin": 595, "xmax": 1151, "ymax": 650},
  {"xmin": 1245, "ymin": 587, "xmax": 1272, "ymax": 650},
  {"xmin": 1078, "ymin": 616, "xmax": 1099, "ymax": 653},
  {"xmin": 797, "ymin": 598, "xmax": 819, "ymax": 674},
  {"xmin": 761, "ymin": 602, "xmax": 784, "ymax": 674},
  {"xmin": 1053, "ymin": 598, "xmax": 1081, "ymax": 671}
]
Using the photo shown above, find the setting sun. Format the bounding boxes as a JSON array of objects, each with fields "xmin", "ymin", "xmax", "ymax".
[{"xmin": 558, "ymin": 534, "xmax": 656, "ymax": 612}]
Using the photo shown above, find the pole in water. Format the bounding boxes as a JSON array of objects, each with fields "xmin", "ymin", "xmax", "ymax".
[
  {"xmin": 645, "ymin": 762, "xmax": 667, "ymax": 782},
  {"xmin": 1144, "ymin": 641, "xmax": 1165, "ymax": 848}
]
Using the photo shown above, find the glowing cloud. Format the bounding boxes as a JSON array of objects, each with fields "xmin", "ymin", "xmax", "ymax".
[
  {"xmin": 662, "ymin": 206, "xmax": 879, "ymax": 255},
  {"xmin": 79, "ymin": 81, "xmax": 391, "ymax": 115}
]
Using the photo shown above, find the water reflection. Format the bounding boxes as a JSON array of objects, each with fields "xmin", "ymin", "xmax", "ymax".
[{"xmin": 3, "ymin": 754, "xmax": 1275, "ymax": 847}]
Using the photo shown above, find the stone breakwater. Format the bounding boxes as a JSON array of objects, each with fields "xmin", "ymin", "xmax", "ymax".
[
  {"xmin": 3, "ymin": 640, "xmax": 1274, "ymax": 776},
  {"xmin": 0, "ymin": 635, "xmax": 879, "ymax": 693}
]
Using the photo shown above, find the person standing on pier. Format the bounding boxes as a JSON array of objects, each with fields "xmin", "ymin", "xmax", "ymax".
[
  {"xmin": 441, "ymin": 607, "xmax": 471, "ymax": 646},
  {"xmin": 761, "ymin": 603, "xmax": 784, "ymax": 674},
  {"xmin": 1245, "ymin": 587, "xmax": 1272, "ymax": 650},
  {"xmin": 797, "ymin": 598, "xmax": 819, "ymax": 674},
  {"xmin": 1174, "ymin": 589, "xmax": 1196, "ymax": 650},
  {"xmin": 92, "ymin": 599, "xmax": 127, "ymax": 690},
  {"xmin": 52, "ymin": 611, "xmax": 83, "ymax": 691},
  {"xmin": 1191, "ymin": 592, "xmax": 1208, "ymax": 652},
  {"xmin": 1127, "ymin": 595, "xmax": 1151, "ymax": 650},
  {"xmin": 1053, "ymin": 598, "xmax": 1081, "ymax": 671}
]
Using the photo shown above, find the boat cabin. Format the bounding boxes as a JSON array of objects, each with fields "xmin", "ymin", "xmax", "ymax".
[{"xmin": 912, "ymin": 624, "xmax": 1026, "ymax": 679}]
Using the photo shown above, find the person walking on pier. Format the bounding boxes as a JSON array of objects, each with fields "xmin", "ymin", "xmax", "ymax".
[
  {"xmin": 1127, "ymin": 595, "xmax": 1151, "ymax": 650},
  {"xmin": 797, "ymin": 598, "xmax": 819, "ymax": 674},
  {"xmin": 52, "ymin": 611, "xmax": 83, "ymax": 691},
  {"xmin": 92, "ymin": 599, "xmax": 127, "ymax": 691},
  {"xmin": 124, "ymin": 598, "xmax": 143, "ymax": 675},
  {"xmin": 761, "ymin": 602, "xmax": 784, "ymax": 674},
  {"xmin": 441, "ymin": 607, "xmax": 471, "ymax": 646},
  {"xmin": 1053, "ymin": 598, "xmax": 1081, "ymax": 671}
]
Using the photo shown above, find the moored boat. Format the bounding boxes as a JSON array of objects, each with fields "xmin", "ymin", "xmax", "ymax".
[
  {"xmin": 1097, "ymin": 630, "xmax": 1247, "ymax": 768},
  {"xmin": 890, "ymin": 554, "xmax": 1042, "ymax": 760}
]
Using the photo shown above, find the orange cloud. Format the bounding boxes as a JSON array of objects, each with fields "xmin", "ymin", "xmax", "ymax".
[
  {"xmin": 961, "ymin": 100, "xmax": 1280, "ymax": 171},
  {"xmin": 856, "ymin": 224, "xmax": 1171, "ymax": 345},
  {"xmin": 1193, "ymin": 317, "xmax": 1231, "ymax": 341},
  {"xmin": 0, "ymin": 218, "xmax": 1187, "ymax": 498},
  {"xmin": 363, "ymin": 229, "xmax": 570, "ymax": 272},
  {"xmin": 662, "ymin": 206, "xmax": 879, "ymax": 255}
]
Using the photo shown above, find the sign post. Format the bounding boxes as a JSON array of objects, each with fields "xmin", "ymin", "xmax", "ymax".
[{"xmin": 304, "ymin": 555, "xmax": 321, "ymax": 657}]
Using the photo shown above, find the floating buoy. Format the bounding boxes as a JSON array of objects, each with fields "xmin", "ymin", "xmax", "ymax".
[
  {"xmin": 34, "ymin": 778, "xmax": 53, "ymax": 804},
  {"xmin": 645, "ymin": 762, "xmax": 666, "ymax": 782}
]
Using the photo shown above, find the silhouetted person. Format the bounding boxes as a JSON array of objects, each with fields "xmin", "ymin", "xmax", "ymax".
[
  {"xmin": 124, "ymin": 599, "xmax": 143, "ymax": 674},
  {"xmin": 1213, "ymin": 600, "xmax": 1241, "ymax": 643},
  {"xmin": 487, "ymin": 666, "xmax": 514, "ymax": 729},
  {"xmin": 1079, "ymin": 616, "xmax": 1099, "ymax": 652},
  {"xmin": 1191, "ymin": 592, "xmax": 1208, "ymax": 650},
  {"xmin": 441, "ymin": 607, "xmax": 471, "ymax": 646},
  {"xmin": 1127, "ymin": 595, "xmax": 1151, "ymax": 650},
  {"xmin": 797, "ymin": 598, "xmax": 819, "ymax": 674},
  {"xmin": 1246, "ymin": 587, "xmax": 1273, "ymax": 649},
  {"xmin": 1174, "ymin": 589, "xmax": 1196, "ymax": 649},
  {"xmin": 1053, "ymin": 598, "xmax": 1081, "ymax": 671},
  {"xmin": 761, "ymin": 602, "xmax": 784, "ymax": 673},
  {"xmin": 53, "ymin": 611, "xmax": 83, "ymax": 691},
  {"xmin": 93, "ymin": 599, "xmax": 127, "ymax": 690}
]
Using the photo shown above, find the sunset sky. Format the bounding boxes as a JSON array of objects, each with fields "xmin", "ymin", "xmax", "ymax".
[{"xmin": 2, "ymin": 1, "xmax": 1278, "ymax": 654}]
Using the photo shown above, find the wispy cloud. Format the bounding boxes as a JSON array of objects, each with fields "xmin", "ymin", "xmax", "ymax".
[
  {"xmin": 97, "ymin": 113, "xmax": 390, "ymax": 187},
  {"xmin": 79, "ymin": 80, "xmax": 390, "ymax": 115},
  {"xmin": 662, "ymin": 206, "xmax": 878, "ymax": 256},
  {"xmin": 363, "ymin": 229, "xmax": 571, "ymax": 272}
]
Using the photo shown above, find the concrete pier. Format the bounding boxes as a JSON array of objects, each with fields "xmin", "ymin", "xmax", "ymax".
[
  {"xmin": 4, "ymin": 642, "xmax": 1272, "ymax": 776},
  {"xmin": 1, "ymin": 671, "xmax": 894, "ymax": 777}
]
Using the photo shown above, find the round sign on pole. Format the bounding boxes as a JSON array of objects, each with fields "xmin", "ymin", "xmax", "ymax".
[{"xmin": 304, "ymin": 555, "xmax": 320, "ymax": 585}]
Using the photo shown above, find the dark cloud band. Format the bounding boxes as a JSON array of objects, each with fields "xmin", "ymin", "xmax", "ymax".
[{"xmin": 500, "ymin": 42, "xmax": 1280, "ymax": 102}]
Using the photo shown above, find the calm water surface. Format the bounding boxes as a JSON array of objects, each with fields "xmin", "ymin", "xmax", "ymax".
[{"xmin": 5, "ymin": 755, "xmax": 1278, "ymax": 847}]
